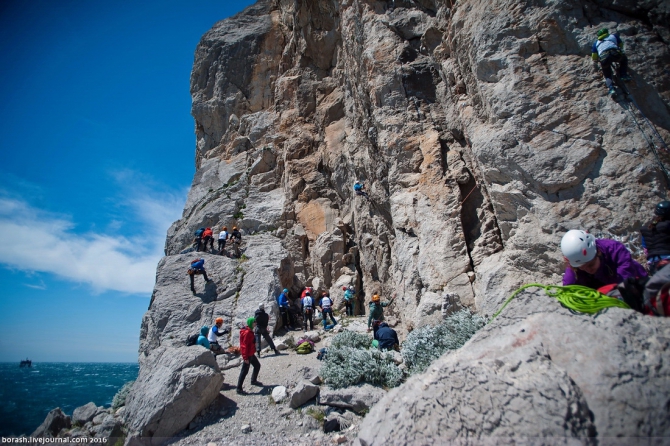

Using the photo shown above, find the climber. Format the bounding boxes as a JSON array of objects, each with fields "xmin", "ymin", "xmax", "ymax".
[
  {"xmin": 188, "ymin": 258, "xmax": 212, "ymax": 295},
  {"xmin": 591, "ymin": 28, "xmax": 631, "ymax": 96},
  {"xmin": 319, "ymin": 291, "xmax": 337, "ymax": 328},
  {"xmin": 640, "ymin": 201, "xmax": 670, "ymax": 275},
  {"xmin": 202, "ymin": 227, "xmax": 214, "ymax": 251},
  {"xmin": 207, "ymin": 317, "xmax": 227, "ymax": 353},
  {"xmin": 354, "ymin": 181, "xmax": 369, "ymax": 199},
  {"xmin": 374, "ymin": 322, "xmax": 399, "ymax": 351},
  {"xmin": 196, "ymin": 326, "xmax": 210, "ymax": 349},
  {"xmin": 561, "ymin": 229, "xmax": 647, "ymax": 290},
  {"xmin": 343, "ymin": 285, "xmax": 356, "ymax": 316},
  {"xmin": 194, "ymin": 227, "xmax": 205, "ymax": 252},
  {"xmin": 277, "ymin": 288, "xmax": 293, "ymax": 329},
  {"xmin": 254, "ymin": 303, "xmax": 280, "ymax": 356},
  {"xmin": 302, "ymin": 291, "xmax": 314, "ymax": 330},
  {"xmin": 367, "ymin": 293, "xmax": 395, "ymax": 334},
  {"xmin": 218, "ymin": 226, "xmax": 229, "ymax": 255},
  {"xmin": 237, "ymin": 317, "xmax": 262, "ymax": 394},
  {"xmin": 229, "ymin": 226, "xmax": 242, "ymax": 258}
]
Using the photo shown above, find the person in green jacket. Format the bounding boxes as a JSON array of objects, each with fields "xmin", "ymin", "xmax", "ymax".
[{"xmin": 367, "ymin": 293, "xmax": 395, "ymax": 334}]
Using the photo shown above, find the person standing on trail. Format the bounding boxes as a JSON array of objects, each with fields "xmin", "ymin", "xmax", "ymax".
[
  {"xmin": 202, "ymin": 227, "xmax": 214, "ymax": 251},
  {"xmin": 319, "ymin": 291, "xmax": 337, "ymax": 328},
  {"xmin": 367, "ymin": 293, "xmax": 395, "ymax": 334},
  {"xmin": 343, "ymin": 285, "xmax": 356, "ymax": 316},
  {"xmin": 591, "ymin": 28, "xmax": 631, "ymax": 96},
  {"xmin": 354, "ymin": 181, "xmax": 369, "ymax": 199},
  {"xmin": 218, "ymin": 226, "xmax": 229, "ymax": 255},
  {"xmin": 561, "ymin": 229, "xmax": 647, "ymax": 290},
  {"xmin": 277, "ymin": 288, "xmax": 293, "ymax": 329},
  {"xmin": 640, "ymin": 201, "xmax": 670, "ymax": 275},
  {"xmin": 208, "ymin": 317, "xmax": 227, "ymax": 352},
  {"xmin": 302, "ymin": 291, "xmax": 314, "ymax": 330},
  {"xmin": 254, "ymin": 303, "xmax": 280, "ymax": 356},
  {"xmin": 237, "ymin": 317, "xmax": 262, "ymax": 394},
  {"xmin": 188, "ymin": 258, "xmax": 212, "ymax": 294}
]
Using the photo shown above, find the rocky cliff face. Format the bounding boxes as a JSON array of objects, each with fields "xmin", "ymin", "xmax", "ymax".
[{"xmin": 125, "ymin": 0, "xmax": 670, "ymax": 441}]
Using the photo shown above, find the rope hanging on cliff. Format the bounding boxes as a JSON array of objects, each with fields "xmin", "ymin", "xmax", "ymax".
[{"xmin": 488, "ymin": 283, "xmax": 631, "ymax": 323}]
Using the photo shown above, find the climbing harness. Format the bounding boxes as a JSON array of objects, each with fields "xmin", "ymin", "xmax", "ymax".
[{"xmin": 488, "ymin": 283, "xmax": 631, "ymax": 323}]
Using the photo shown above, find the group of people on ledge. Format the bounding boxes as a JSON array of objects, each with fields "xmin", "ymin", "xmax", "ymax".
[
  {"xmin": 193, "ymin": 225, "xmax": 242, "ymax": 257},
  {"xmin": 561, "ymin": 201, "xmax": 670, "ymax": 316}
]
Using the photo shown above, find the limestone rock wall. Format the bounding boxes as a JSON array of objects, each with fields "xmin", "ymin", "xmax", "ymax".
[{"xmin": 127, "ymin": 0, "xmax": 670, "ymax": 440}]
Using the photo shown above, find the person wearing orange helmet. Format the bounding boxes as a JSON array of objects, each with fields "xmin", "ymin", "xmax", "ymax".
[
  {"xmin": 367, "ymin": 293, "xmax": 395, "ymax": 334},
  {"xmin": 207, "ymin": 317, "xmax": 227, "ymax": 353}
]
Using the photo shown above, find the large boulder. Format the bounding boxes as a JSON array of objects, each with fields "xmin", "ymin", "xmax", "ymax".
[
  {"xmin": 358, "ymin": 289, "xmax": 670, "ymax": 443},
  {"xmin": 289, "ymin": 380, "xmax": 320, "ymax": 409},
  {"xmin": 31, "ymin": 407, "xmax": 71, "ymax": 438},
  {"xmin": 124, "ymin": 346, "xmax": 223, "ymax": 442},
  {"xmin": 72, "ymin": 402, "xmax": 98, "ymax": 425}
]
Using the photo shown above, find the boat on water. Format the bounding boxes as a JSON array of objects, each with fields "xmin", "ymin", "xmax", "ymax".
[{"xmin": 19, "ymin": 358, "xmax": 32, "ymax": 367}]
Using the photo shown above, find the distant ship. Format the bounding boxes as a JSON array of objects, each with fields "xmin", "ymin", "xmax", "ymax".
[{"xmin": 19, "ymin": 358, "xmax": 32, "ymax": 367}]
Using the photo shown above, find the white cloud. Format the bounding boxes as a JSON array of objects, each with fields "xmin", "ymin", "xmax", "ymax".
[{"xmin": 0, "ymin": 182, "xmax": 186, "ymax": 294}]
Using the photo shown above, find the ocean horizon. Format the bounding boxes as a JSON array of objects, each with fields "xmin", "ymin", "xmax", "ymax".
[{"xmin": 0, "ymin": 362, "xmax": 138, "ymax": 437}]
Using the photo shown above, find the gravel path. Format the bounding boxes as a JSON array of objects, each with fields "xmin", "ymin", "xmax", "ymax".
[{"xmin": 170, "ymin": 318, "xmax": 371, "ymax": 446}]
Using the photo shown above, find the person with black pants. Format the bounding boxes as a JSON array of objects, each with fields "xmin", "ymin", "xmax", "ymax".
[
  {"xmin": 254, "ymin": 303, "xmax": 279, "ymax": 356},
  {"xmin": 237, "ymin": 317, "xmax": 261, "ymax": 394}
]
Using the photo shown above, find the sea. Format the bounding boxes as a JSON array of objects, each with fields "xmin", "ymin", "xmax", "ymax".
[{"xmin": 0, "ymin": 362, "xmax": 139, "ymax": 437}]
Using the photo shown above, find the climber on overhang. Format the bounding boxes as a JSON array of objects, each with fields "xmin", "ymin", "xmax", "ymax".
[
  {"xmin": 591, "ymin": 28, "xmax": 631, "ymax": 96},
  {"xmin": 354, "ymin": 180, "xmax": 369, "ymax": 200},
  {"xmin": 560, "ymin": 229, "xmax": 646, "ymax": 290}
]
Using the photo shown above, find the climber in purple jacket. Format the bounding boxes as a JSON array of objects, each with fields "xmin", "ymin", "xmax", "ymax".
[{"xmin": 561, "ymin": 229, "xmax": 647, "ymax": 290}]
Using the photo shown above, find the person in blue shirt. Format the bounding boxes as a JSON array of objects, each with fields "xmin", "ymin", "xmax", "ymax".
[
  {"xmin": 591, "ymin": 28, "xmax": 631, "ymax": 96},
  {"xmin": 188, "ymin": 258, "xmax": 212, "ymax": 295},
  {"xmin": 354, "ymin": 181, "xmax": 369, "ymax": 199},
  {"xmin": 277, "ymin": 288, "xmax": 293, "ymax": 329},
  {"xmin": 196, "ymin": 326, "xmax": 210, "ymax": 349}
]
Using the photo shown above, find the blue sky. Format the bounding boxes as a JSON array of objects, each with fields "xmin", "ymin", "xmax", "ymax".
[{"xmin": 0, "ymin": 0, "xmax": 255, "ymax": 362}]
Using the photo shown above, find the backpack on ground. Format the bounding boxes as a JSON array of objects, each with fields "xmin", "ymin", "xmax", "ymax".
[
  {"xmin": 296, "ymin": 341, "xmax": 313, "ymax": 354},
  {"xmin": 186, "ymin": 333, "xmax": 199, "ymax": 346}
]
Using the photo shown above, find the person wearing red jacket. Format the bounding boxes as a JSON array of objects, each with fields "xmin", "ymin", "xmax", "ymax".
[{"xmin": 237, "ymin": 317, "xmax": 261, "ymax": 394}]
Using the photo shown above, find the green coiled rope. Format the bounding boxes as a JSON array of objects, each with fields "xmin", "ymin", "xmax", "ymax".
[{"xmin": 489, "ymin": 283, "xmax": 631, "ymax": 323}]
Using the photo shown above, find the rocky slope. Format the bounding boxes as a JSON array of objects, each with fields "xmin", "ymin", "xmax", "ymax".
[{"xmin": 123, "ymin": 0, "xmax": 670, "ymax": 443}]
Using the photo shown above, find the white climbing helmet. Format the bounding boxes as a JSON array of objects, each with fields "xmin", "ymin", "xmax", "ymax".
[{"xmin": 561, "ymin": 230, "xmax": 597, "ymax": 267}]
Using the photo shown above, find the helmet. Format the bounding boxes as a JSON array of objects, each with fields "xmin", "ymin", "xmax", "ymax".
[
  {"xmin": 215, "ymin": 317, "xmax": 223, "ymax": 325},
  {"xmin": 283, "ymin": 288, "xmax": 289, "ymax": 293},
  {"xmin": 342, "ymin": 286, "xmax": 347, "ymax": 291},
  {"xmin": 233, "ymin": 226, "xmax": 238, "ymax": 230},
  {"xmin": 223, "ymin": 226, "xmax": 227, "ymax": 230},
  {"xmin": 597, "ymin": 28, "xmax": 609, "ymax": 39},
  {"xmin": 322, "ymin": 291, "xmax": 328, "ymax": 296},
  {"xmin": 655, "ymin": 201, "xmax": 670, "ymax": 218},
  {"xmin": 355, "ymin": 180, "xmax": 361, "ymax": 184},
  {"xmin": 561, "ymin": 230, "xmax": 597, "ymax": 267},
  {"xmin": 372, "ymin": 294, "xmax": 380, "ymax": 302},
  {"xmin": 258, "ymin": 303, "xmax": 265, "ymax": 310},
  {"xmin": 348, "ymin": 285, "xmax": 354, "ymax": 291}
]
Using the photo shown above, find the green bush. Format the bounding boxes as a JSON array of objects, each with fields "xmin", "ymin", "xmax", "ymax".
[
  {"xmin": 401, "ymin": 309, "xmax": 485, "ymax": 375},
  {"xmin": 329, "ymin": 330, "xmax": 371, "ymax": 350},
  {"xmin": 320, "ymin": 344, "xmax": 403, "ymax": 389},
  {"xmin": 111, "ymin": 380, "xmax": 134, "ymax": 409}
]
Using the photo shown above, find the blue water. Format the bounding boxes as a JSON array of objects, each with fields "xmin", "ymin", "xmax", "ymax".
[{"xmin": 0, "ymin": 362, "xmax": 138, "ymax": 437}]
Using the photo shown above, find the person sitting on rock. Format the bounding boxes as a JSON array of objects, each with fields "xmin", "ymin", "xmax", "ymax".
[
  {"xmin": 343, "ymin": 285, "xmax": 356, "ymax": 316},
  {"xmin": 254, "ymin": 303, "xmax": 279, "ymax": 357},
  {"xmin": 367, "ymin": 293, "xmax": 395, "ymax": 334},
  {"xmin": 197, "ymin": 326, "xmax": 210, "ymax": 349},
  {"xmin": 374, "ymin": 322, "xmax": 399, "ymax": 351},
  {"xmin": 561, "ymin": 229, "xmax": 647, "ymax": 290},
  {"xmin": 237, "ymin": 317, "xmax": 262, "ymax": 394},
  {"xmin": 208, "ymin": 317, "xmax": 227, "ymax": 353},
  {"xmin": 202, "ymin": 227, "xmax": 214, "ymax": 251},
  {"xmin": 302, "ymin": 291, "xmax": 314, "ymax": 331},
  {"xmin": 640, "ymin": 201, "xmax": 670, "ymax": 275},
  {"xmin": 591, "ymin": 28, "xmax": 631, "ymax": 96},
  {"xmin": 277, "ymin": 288, "xmax": 293, "ymax": 329},
  {"xmin": 319, "ymin": 291, "xmax": 337, "ymax": 328},
  {"xmin": 354, "ymin": 180, "xmax": 369, "ymax": 199},
  {"xmin": 188, "ymin": 258, "xmax": 211, "ymax": 295},
  {"xmin": 218, "ymin": 226, "xmax": 229, "ymax": 255}
]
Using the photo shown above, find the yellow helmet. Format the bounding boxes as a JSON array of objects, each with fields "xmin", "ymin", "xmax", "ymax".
[
  {"xmin": 372, "ymin": 294, "xmax": 380, "ymax": 302},
  {"xmin": 233, "ymin": 226, "xmax": 238, "ymax": 230}
]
